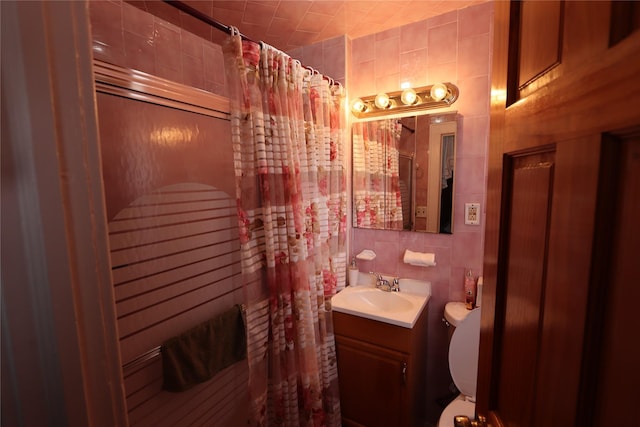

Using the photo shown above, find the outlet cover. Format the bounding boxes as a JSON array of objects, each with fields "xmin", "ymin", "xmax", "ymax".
[
  {"xmin": 465, "ymin": 203, "xmax": 480, "ymax": 225},
  {"xmin": 416, "ymin": 205, "xmax": 427, "ymax": 218}
]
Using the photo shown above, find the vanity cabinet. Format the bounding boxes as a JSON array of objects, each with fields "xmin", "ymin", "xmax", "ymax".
[{"xmin": 333, "ymin": 305, "xmax": 429, "ymax": 427}]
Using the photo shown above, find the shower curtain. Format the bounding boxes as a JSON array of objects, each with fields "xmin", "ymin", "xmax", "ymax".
[
  {"xmin": 223, "ymin": 32, "xmax": 346, "ymax": 426},
  {"xmin": 352, "ymin": 119, "xmax": 404, "ymax": 229}
]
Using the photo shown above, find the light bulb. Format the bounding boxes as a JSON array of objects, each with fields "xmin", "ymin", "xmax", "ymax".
[
  {"xmin": 351, "ymin": 98, "xmax": 366, "ymax": 113},
  {"xmin": 430, "ymin": 83, "xmax": 448, "ymax": 101},
  {"xmin": 374, "ymin": 93, "xmax": 390, "ymax": 109},
  {"xmin": 401, "ymin": 88, "xmax": 418, "ymax": 105}
]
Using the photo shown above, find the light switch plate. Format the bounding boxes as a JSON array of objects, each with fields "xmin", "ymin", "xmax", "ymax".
[{"xmin": 464, "ymin": 203, "xmax": 480, "ymax": 225}]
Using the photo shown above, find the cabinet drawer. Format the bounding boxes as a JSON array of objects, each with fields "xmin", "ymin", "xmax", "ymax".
[
  {"xmin": 333, "ymin": 311, "xmax": 412, "ymax": 352},
  {"xmin": 333, "ymin": 311, "xmax": 418, "ymax": 353}
]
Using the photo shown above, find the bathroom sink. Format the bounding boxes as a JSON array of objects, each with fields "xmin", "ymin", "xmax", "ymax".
[
  {"xmin": 338, "ymin": 288, "xmax": 414, "ymax": 312},
  {"xmin": 331, "ymin": 277, "xmax": 431, "ymax": 328}
]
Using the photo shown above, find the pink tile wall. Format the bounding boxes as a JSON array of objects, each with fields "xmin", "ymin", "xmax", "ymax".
[
  {"xmin": 349, "ymin": 2, "xmax": 493, "ymax": 423},
  {"xmin": 88, "ymin": 0, "xmax": 492, "ymax": 423},
  {"xmin": 287, "ymin": 5, "xmax": 492, "ymax": 423},
  {"xmin": 89, "ymin": 0, "xmax": 226, "ymax": 96},
  {"xmin": 285, "ymin": 4, "xmax": 493, "ymax": 422},
  {"xmin": 287, "ymin": 35, "xmax": 348, "ymax": 86}
]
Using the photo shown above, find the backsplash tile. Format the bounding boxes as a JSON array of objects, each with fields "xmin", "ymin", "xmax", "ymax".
[{"xmin": 349, "ymin": 3, "xmax": 493, "ymax": 421}]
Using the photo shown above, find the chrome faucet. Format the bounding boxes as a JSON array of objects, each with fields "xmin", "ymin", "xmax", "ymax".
[
  {"xmin": 369, "ymin": 272, "xmax": 400, "ymax": 292},
  {"xmin": 377, "ymin": 278, "xmax": 392, "ymax": 291}
]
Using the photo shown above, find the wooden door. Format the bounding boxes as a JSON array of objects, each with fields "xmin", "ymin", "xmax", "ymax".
[{"xmin": 478, "ymin": 1, "xmax": 640, "ymax": 426}]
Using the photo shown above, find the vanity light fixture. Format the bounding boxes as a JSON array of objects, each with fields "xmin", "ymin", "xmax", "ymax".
[
  {"xmin": 374, "ymin": 92, "xmax": 392, "ymax": 109},
  {"xmin": 430, "ymin": 83, "xmax": 449, "ymax": 101},
  {"xmin": 350, "ymin": 82, "xmax": 459, "ymax": 118},
  {"xmin": 400, "ymin": 88, "xmax": 419, "ymax": 105},
  {"xmin": 351, "ymin": 97, "xmax": 367, "ymax": 113}
]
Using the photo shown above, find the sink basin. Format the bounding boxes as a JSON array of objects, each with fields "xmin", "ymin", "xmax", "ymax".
[
  {"xmin": 331, "ymin": 278, "xmax": 431, "ymax": 328},
  {"xmin": 338, "ymin": 288, "xmax": 414, "ymax": 312}
]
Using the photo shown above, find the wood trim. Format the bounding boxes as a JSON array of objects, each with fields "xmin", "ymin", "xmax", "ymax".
[
  {"xmin": 93, "ymin": 60, "xmax": 230, "ymax": 118},
  {"xmin": 426, "ymin": 120, "xmax": 456, "ymax": 233},
  {"xmin": 481, "ymin": 1, "xmax": 640, "ymax": 424},
  {"xmin": 1, "ymin": 1, "xmax": 127, "ymax": 425},
  {"xmin": 477, "ymin": 0, "xmax": 510, "ymax": 419}
]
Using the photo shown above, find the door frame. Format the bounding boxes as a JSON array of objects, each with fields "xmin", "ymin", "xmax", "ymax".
[{"xmin": 1, "ymin": 1, "xmax": 127, "ymax": 425}]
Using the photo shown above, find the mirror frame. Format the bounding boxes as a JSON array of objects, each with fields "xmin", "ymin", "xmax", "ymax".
[{"xmin": 351, "ymin": 112, "xmax": 457, "ymax": 233}]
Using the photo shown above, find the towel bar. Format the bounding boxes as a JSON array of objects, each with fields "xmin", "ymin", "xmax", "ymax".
[{"xmin": 123, "ymin": 346, "xmax": 161, "ymax": 373}]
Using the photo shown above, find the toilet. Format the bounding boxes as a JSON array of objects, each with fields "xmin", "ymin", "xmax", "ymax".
[{"xmin": 438, "ymin": 304, "xmax": 482, "ymax": 427}]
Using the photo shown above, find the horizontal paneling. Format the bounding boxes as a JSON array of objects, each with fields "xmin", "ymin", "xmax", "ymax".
[
  {"xmin": 110, "ymin": 228, "xmax": 238, "ymax": 268},
  {"xmin": 109, "ymin": 182, "xmax": 247, "ymax": 423},
  {"xmin": 98, "ymin": 81, "xmax": 247, "ymax": 425},
  {"xmin": 109, "ymin": 217, "xmax": 235, "ymax": 251},
  {"xmin": 108, "ymin": 184, "xmax": 243, "ymax": 359},
  {"xmin": 114, "ymin": 254, "xmax": 239, "ymax": 302},
  {"xmin": 125, "ymin": 362, "xmax": 248, "ymax": 427}
]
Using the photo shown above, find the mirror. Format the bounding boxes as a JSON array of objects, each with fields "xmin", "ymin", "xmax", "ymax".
[{"xmin": 352, "ymin": 112, "xmax": 457, "ymax": 233}]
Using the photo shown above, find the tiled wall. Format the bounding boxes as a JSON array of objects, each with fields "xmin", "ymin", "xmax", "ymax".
[
  {"xmin": 89, "ymin": 0, "xmax": 227, "ymax": 96},
  {"xmin": 349, "ymin": 1, "xmax": 492, "ymax": 300},
  {"xmin": 347, "ymin": 3, "xmax": 493, "ymax": 422},
  {"xmin": 288, "ymin": 35, "xmax": 348, "ymax": 86},
  {"xmin": 89, "ymin": 0, "xmax": 493, "ymax": 424},
  {"xmin": 297, "ymin": 2, "xmax": 493, "ymax": 423}
]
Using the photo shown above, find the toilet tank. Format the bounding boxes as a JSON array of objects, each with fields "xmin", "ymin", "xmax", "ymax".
[
  {"xmin": 443, "ymin": 301, "xmax": 471, "ymax": 341},
  {"xmin": 444, "ymin": 301, "xmax": 471, "ymax": 328}
]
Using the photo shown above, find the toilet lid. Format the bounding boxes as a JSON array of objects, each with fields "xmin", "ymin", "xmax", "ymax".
[{"xmin": 448, "ymin": 308, "xmax": 481, "ymax": 399}]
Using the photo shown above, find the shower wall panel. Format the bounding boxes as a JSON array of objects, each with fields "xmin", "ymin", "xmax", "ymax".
[{"xmin": 95, "ymin": 71, "xmax": 247, "ymax": 426}]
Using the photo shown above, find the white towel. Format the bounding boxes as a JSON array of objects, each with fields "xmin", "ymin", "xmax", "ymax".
[{"xmin": 403, "ymin": 249, "xmax": 436, "ymax": 267}]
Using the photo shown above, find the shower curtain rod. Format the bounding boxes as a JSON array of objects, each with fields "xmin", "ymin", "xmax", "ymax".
[
  {"xmin": 162, "ymin": 0, "xmax": 341, "ymax": 86},
  {"xmin": 162, "ymin": 0, "xmax": 258, "ymax": 44}
]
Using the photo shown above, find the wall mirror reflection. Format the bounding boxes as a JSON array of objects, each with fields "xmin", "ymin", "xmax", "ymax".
[{"xmin": 352, "ymin": 112, "xmax": 457, "ymax": 233}]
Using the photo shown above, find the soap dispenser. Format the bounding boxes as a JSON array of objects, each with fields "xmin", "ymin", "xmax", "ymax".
[
  {"xmin": 349, "ymin": 257, "xmax": 359, "ymax": 286},
  {"xmin": 464, "ymin": 269, "xmax": 477, "ymax": 310}
]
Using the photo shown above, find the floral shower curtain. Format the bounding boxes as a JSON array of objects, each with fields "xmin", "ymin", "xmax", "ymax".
[
  {"xmin": 352, "ymin": 119, "xmax": 403, "ymax": 229},
  {"xmin": 223, "ymin": 31, "xmax": 346, "ymax": 426}
]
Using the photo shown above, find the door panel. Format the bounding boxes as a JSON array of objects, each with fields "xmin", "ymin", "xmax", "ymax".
[
  {"xmin": 480, "ymin": 1, "xmax": 640, "ymax": 426},
  {"xmin": 518, "ymin": 0, "xmax": 562, "ymax": 88},
  {"xmin": 591, "ymin": 137, "xmax": 640, "ymax": 426},
  {"xmin": 533, "ymin": 137, "xmax": 602, "ymax": 426},
  {"xmin": 335, "ymin": 336, "xmax": 406, "ymax": 427},
  {"xmin": 496, "ymin": 150, "xmax": 554, "ymax": 427}
]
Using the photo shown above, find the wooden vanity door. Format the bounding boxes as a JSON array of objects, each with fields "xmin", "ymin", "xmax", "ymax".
[
  {"xmin": 335, "ymin": 336, "xmax": 407, "ymax": 427},
  {"xmin": 479, "ymin": 2, "xmax": 640, "ymax": 427}
]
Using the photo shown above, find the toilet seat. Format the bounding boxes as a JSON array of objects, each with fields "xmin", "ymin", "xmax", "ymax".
[
  {"xmin": 438, "ymin": 395, "xmax": 475, "ymax": 427},
  {"xmin": 449, "ymin": 308, "xmax": 481, "ymax": 400},
  {"xmin": 438, "ymin": 308, "xmax": 481, "ymax": 427}
]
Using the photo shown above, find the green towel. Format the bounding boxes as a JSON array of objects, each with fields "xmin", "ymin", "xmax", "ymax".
[{"xmin": 161, "ymin": 304, "xmax": 247, "ymax": 392}]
